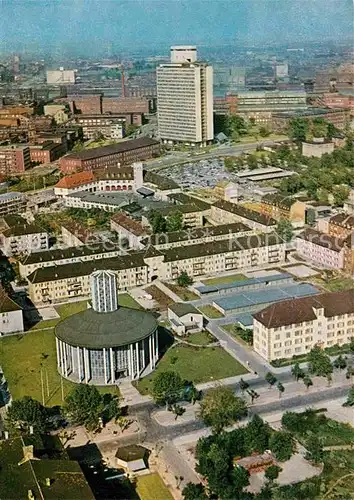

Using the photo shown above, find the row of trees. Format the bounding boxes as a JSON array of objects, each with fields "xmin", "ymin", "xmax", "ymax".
[{"xmin": 288, "ymin": 117, "xmax": 339, "ymax": 143}]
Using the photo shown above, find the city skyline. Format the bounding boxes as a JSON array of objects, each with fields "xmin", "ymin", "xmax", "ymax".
[{"xmin": 0, "ymin": 0, "xmax": 353, "ymax": 56}]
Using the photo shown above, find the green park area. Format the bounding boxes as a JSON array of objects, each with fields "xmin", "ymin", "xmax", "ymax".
[
  {"xmin": 202, "ymin": 273, "xmax": 246, "ymax": 286},
  {"xmin": 135, "ymin": 344, "xmax": 247, "ymax": 395},
  {"xmin": 0, "ymin": 295, "xmax": 139, "ymax": 405},
  {"xmin": 135, "ymin": 473, "xmax": 173, "ymax": 500},
  {"xmin": 185, "ymin": 330, "xmax": 215, "ymax": 346},
  {"xmin": 222, "ymin": 324, "xmax": 253, "ymax": 347},
  {"xmin": 198, "ymin": 305, "xmax": 224, "ymax": 319}
]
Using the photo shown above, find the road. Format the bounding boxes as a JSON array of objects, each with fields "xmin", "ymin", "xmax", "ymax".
[{"xmin": 145, "ymin": 140, "xmax": 283, "ymax": 170}]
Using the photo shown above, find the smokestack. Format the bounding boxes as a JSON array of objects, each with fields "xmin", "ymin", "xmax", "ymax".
[{"xmin": 121, "ymin": 69, "xmax": 126, "ymax": 98}]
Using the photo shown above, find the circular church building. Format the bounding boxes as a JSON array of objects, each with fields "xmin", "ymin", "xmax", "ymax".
[{"xmin": 55, "ymin": 270, "xmax": 158, "ymax": 384}]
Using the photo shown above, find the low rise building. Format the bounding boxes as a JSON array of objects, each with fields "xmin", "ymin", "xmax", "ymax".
[
  {"xmin": 29, "ymin": 141, "xmax": 67, "ymax": 164},
  {"xmin": 0, "ymin": 286, "xmax": 23, "ymax": 335},
  {"xmin": 0, "ymin": 192, "xmax": 26, "ymax": 216},
  {"xmin": 71, "ymin": 114, "xmax": 125, "ymax": 140},
  {"xmin": 168, "ymin": 303, "xmax": 204, "ymax": 335},
  {"xmin": 0, "ymin": 215, "xmax": 49, "ymax": 256},
  {"xmin": 110, "ymin": 212, "xmax": 148, "ymax": 249},
  {"xmin": 61, "ymin": 221, "xmax": 98, "ymax": 247},
  {"xmin": 43, "ymin": 104, "xmax": 69, "ymax": 124},
  {"xmin": 259, "ymin": 194, "xmax": 306, "ymax": 227},
  {"xmin": 296, "ymin": 228, "xmax": 346, "ymax": 270},
  {"xmin": 211, "ymin": 200, "xmax": 277, "ymax": 232},
  {"xmin": 253, "ymin": 289, "xmax": 354, "ymax": 361},
  {"xmin": 301, "ymin": 139, "xmax": 334, "ymax": 158},
  {"xmin": 59, "ymin": 137, "xmax": 160, "ymax": 173}
]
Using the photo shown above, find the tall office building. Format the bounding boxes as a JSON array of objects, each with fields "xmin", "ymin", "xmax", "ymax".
[{"xmin": 157, "ymin": 46, "xmax": 213, "ymax": 145}]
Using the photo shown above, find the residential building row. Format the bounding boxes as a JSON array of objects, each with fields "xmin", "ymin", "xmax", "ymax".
[
  {"xmin": 0, "ymin": 214, "xmax": 49, "ymax": 256},
  {"xmin": 253, "ymin": 289, "xmax": 354, "ymax": 361},
  {"xmin": 27, "ymin": 233, "xmax": 286, "ymax": 305},
  {"xmin": 0, "ymin": 192, "xmax": 27, "ymax": 216}
]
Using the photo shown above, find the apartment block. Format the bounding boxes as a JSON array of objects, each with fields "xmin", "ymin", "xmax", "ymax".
[
  {"xmin": 27, "ymin": 234, "xmax": 286, "ymax": 305},
  {"xmin": 0, "ymin": 192, "xmax": 26, "ymax": 216},
  {"xmin": 259, "ymin": 194, "xmax": 306, "ymax": 227},
  {"xmin": 211, "ymin": 200, "xmax": 277, "ymax": 232},
  {"xmin": 296, "ymin": 228, "xmax": 346, "ymax": 270},
  {"xmin": 18, "ymin": 242, "xmax": 123, "ymax": 278},
  {"xmin": 110, "ymin": 212, "xmax": 148, "ymax": 249},
  {"xmin": 0, "ymin": 145, "xmax": 31, "ymax": 175},
  {"xmin": 29, "ymin": 142, "xmax": 66, "ymax": 164},
  {"xmin": 70, "ymin": 114, "xmax": 125, "ymax": 140},
  {"xmin": 0, "ymin": 215, "xmax": 49, "ymax": 256},
  {"xmin": 157, "ymin": 46, "xmax": 213, "ymax": 145},
  {"xmin": 253, "ymin": 289, "xmax": 354, "ymax": 361}
]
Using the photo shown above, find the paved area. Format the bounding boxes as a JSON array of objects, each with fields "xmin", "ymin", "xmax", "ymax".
[
  {"xmin": 119, "ymin": 380, "xmax": 152, "ymax": 406},
  {"xmin": 282, "ymin": 264, "xmax": 319, "ymax": 278},
  {"xmin": 245, "ymin": 269, "xmax": 281, "ymax": 278},
  {"xmin": 37, "ymin": 306, "xmax": 60, "ymax": 320},
  {"xmin": 129, "ymin": 287, "xmax": 156, "ymax": 309}
]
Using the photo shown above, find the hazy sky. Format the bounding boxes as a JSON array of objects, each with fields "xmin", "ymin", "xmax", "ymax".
[{"xmin": 0, "ymin": 0, "xmax": 353, "ymax": 55}]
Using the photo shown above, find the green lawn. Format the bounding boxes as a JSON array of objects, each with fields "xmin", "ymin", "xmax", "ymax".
[
  {"xmin": 165, "ymin": 283, "xmax": 199, "ymax": 301},
  {"xmin": 117, "ymin": 293, "xmax": 142, "ymax": 309},
  {"xmin": 202, "ymin": 273, "xmax": 246, "ymax": 286},
  {"xmin": 135, "ymin": 473, "xmax": 173, "ymax": 500},
  {"xmin": 135, "ymin": 344, "xmax": 248, "ymax": 395},
  {"xmin": 185, "ymin": 331, "xmax": 215, "ymax": 346},
  {"xmin": 198, "ymin": 305, "xmax": 224, "ymax": 319}
]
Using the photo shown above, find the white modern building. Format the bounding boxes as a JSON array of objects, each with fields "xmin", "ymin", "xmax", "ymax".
[
  {"xmin": 0, "ymin": 215, "xmax": 49, "ymax": 256},
  {"xmin": 46, "ymin": 69, "xmax": 76, "ymax": 85},
  {"xmin": 157, "ymin": 46, "xmax": 213, "ymax": 145}
]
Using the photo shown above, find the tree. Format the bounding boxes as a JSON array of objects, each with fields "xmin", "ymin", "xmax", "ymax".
[
  {"xmin": 277, "ymin": 382, "xmax": 285, "ymax": 398},
  {"xmin": 166, "ymin": 211, "xmax": 183, "ymax": 232},
  {"xmin": 171, "ymin": 404, "xmax": 186, "ymax": 420},
  {"xmin": 332, "ymin": 185, "xmax": 350, "ymax": 206},
  {"xmin": 247, "ymin": 389, "xmax": 259, "ymax": 404},
  {"xmin": 239, "ymin": 378, "xmax": 249, "ymax": 394},
  {"xmin": 229, "ymin": 465, "xmax": 250, "ymax": 494},
  {"xmin": 305, "ymin": 435, "xmax": 324, "ymax": 464},
  {"xmin": 291, "ymin": 363, "xmax": 305, "ymax": 381},
  {"xmin": 265, "ymin": 371, "xmax": 277, "ymax": 388},
  {"xmin": 276, "ymin": 218, "xmax": 293, "ymax": 242},
  {"xmin": 311, "ymin": 118, "xmax": 328, "ymax": 139},
  {"xmin": 198, "ymin": 386, "xmax": 248, "ymax": 434},
  {"xmin": 346, "ymin": 365, "xmax": 354, "ymax": 380},
  {"xmin": 259, "ymin": 126, "xmax": 271, "ymax": 138},
  {"xmin": 148, "ymin": 210, "xmax": 166, "ymax": 233},
  {"xmin": 307, "ymin": 346, "xmax": 333, "ymax": 379},
  {"xmin": 269, "ymin": 431, "xmax": 295, "ymax": 461},
  {"xmin": 64, "ymin": 384, "xmax": 104, "ymax": 431},
  {"xmin": 151, "ymin": 371, "xmax": 184, "ymax": 408},
  {"xmin": 343, "ymin": 386, "xmax": 354, "ymax": 407},
  {"xmin": 306, "ymin": 208, "xmax": 316, "ymax": 226},
  {"xmin": 288, "ymin": 117, "xmax": 309, "ymax": 142},
  {"xmin": 333, "ymin": 354, "xmax": 347, "ymax": 370},
  {"xmin": 7, "ymin": 396, "xmax": 49, "ymax": 433},
  {"xmin": 265, "ymin": 464, "xmax": 282, "ymax": 482},
  {"xmin": 182, "ymin": 482, "xmax": 208, "ymax": 500},
  {"xmin": 247, "ymin": 154, "xmax": 258, "ymax": 170},
  {"xmin": 126, "ymin": 124, "xmax": 138, "ymax": 136},
  {"xmin": 176, "ymin": 271, "xmax": 194, "ymax": 288},
  {"xmin": 244, "ymin": 414, "xmax": 271, "ymax": 454},
  {"xmin": 303, "ymin": 375, "xmax": 313, "ymax": 391}
]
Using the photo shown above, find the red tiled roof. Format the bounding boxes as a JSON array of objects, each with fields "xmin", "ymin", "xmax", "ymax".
[
  {"xmin": 56, "ymin": 171, "xmax": 95, "ymax": 189},
  {"xmin": 253, "ymin": 289, "xmax": 354, "ymax": 329}
]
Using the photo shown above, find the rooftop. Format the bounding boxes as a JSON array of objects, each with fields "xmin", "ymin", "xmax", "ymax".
[
  {"xmin": 329, "ymin": 213, "xmax": 354, "ymax": 228},
  {"xmin": 168, "ymin": 302, "xmax": 200, "ymax": 317},
  {"xmin": 213, "ymin": 200, "xmax": 276, "ymax": 226},
  {"xmin": 55, "ymin": 303, "xmax": 157, "ymax": 348},
  {"xmin": 0, "ymin": 286, "xmax": 22, "ymax": 313},
  {"xmin": 262, "ymin": 194, "xmax": 300, "ymax": 209},
  {"xmin": 253, "ymin": 288, "xmax": 354, "ymax": 329},
  {"xmin": 1, "ymin": 215, "xmax": 46, "ymax": 237},
  {"xmin": 0, "ymin": 191, "xmax": 25, "ymax": 202},
  {"xmin": 111, "ymin": 212, "xmax": 147, "ymax": 236},
  {"xmin": 62, "ymin": 137, "xmax": 159, "ymax": 161},
  {"xmin": 167, "ymin": 192, "xmax": 210, "ymax": 210},
  {"xmin": 273, "ymin": 107, "xmax": 348, "ymax": 118},
  {"xmin": 55, "ymin": 171, "xmax": 95, "ymax": 189},
  {"xmin": 115, "ymin": 445, "xmax": 148, "ymax": 463},
  {"xmin": 297, "ymin": 228, "xmax": 346, "ymax": 252},
  {"xmin": 144, "ymin": 170, "xmax": 180, "ymax": 190}
]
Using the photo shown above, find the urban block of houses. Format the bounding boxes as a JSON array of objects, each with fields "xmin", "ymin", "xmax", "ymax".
[
  {"xmin": 327, "ymin": 213, "xmax": 354, "ymax": 239},
  {"xmin": 110, "ymin": 212, "xmax": 149, "ymax": 249},
  {"xmin": 253, "ymin": 288, "xmax": 354, "ymax": 361},
  {"xmin": 0, "ymin": 285, "xmax": 24, "ymax": 335},
  {"xmin": 259, "ymin": 194, "xmax": 306, "ymax": 227},
  {"xmin": 211, "ymin": 199, "xmax": 277, "ymax": 232},
  {"xmin": 168, "ymin": 303, "xmax": 204, "ymax": 335},
  {"xmin": 0, "ymin": 215, "xmax": 49, "ymax": 256},
  {"xmin": 0, "ymin": 192, "xmax": 26, "ymax": 216},
  {"xmin": 27, "ymin": 233, "xmax": 286, "ymax": 305},
  {"xmin": 61, "ymin": 221, "xmax": 99, "ymax": 247}
]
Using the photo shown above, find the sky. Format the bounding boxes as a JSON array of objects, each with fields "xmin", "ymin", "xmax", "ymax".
[{"xmin": 0, "ymin": 0, "xmax": 353, "ymax": 55}]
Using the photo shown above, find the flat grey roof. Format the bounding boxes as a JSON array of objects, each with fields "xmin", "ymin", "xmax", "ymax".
[{"xmin": 196, "ymin": 273, "xmax": 293, "ymax": 294}]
